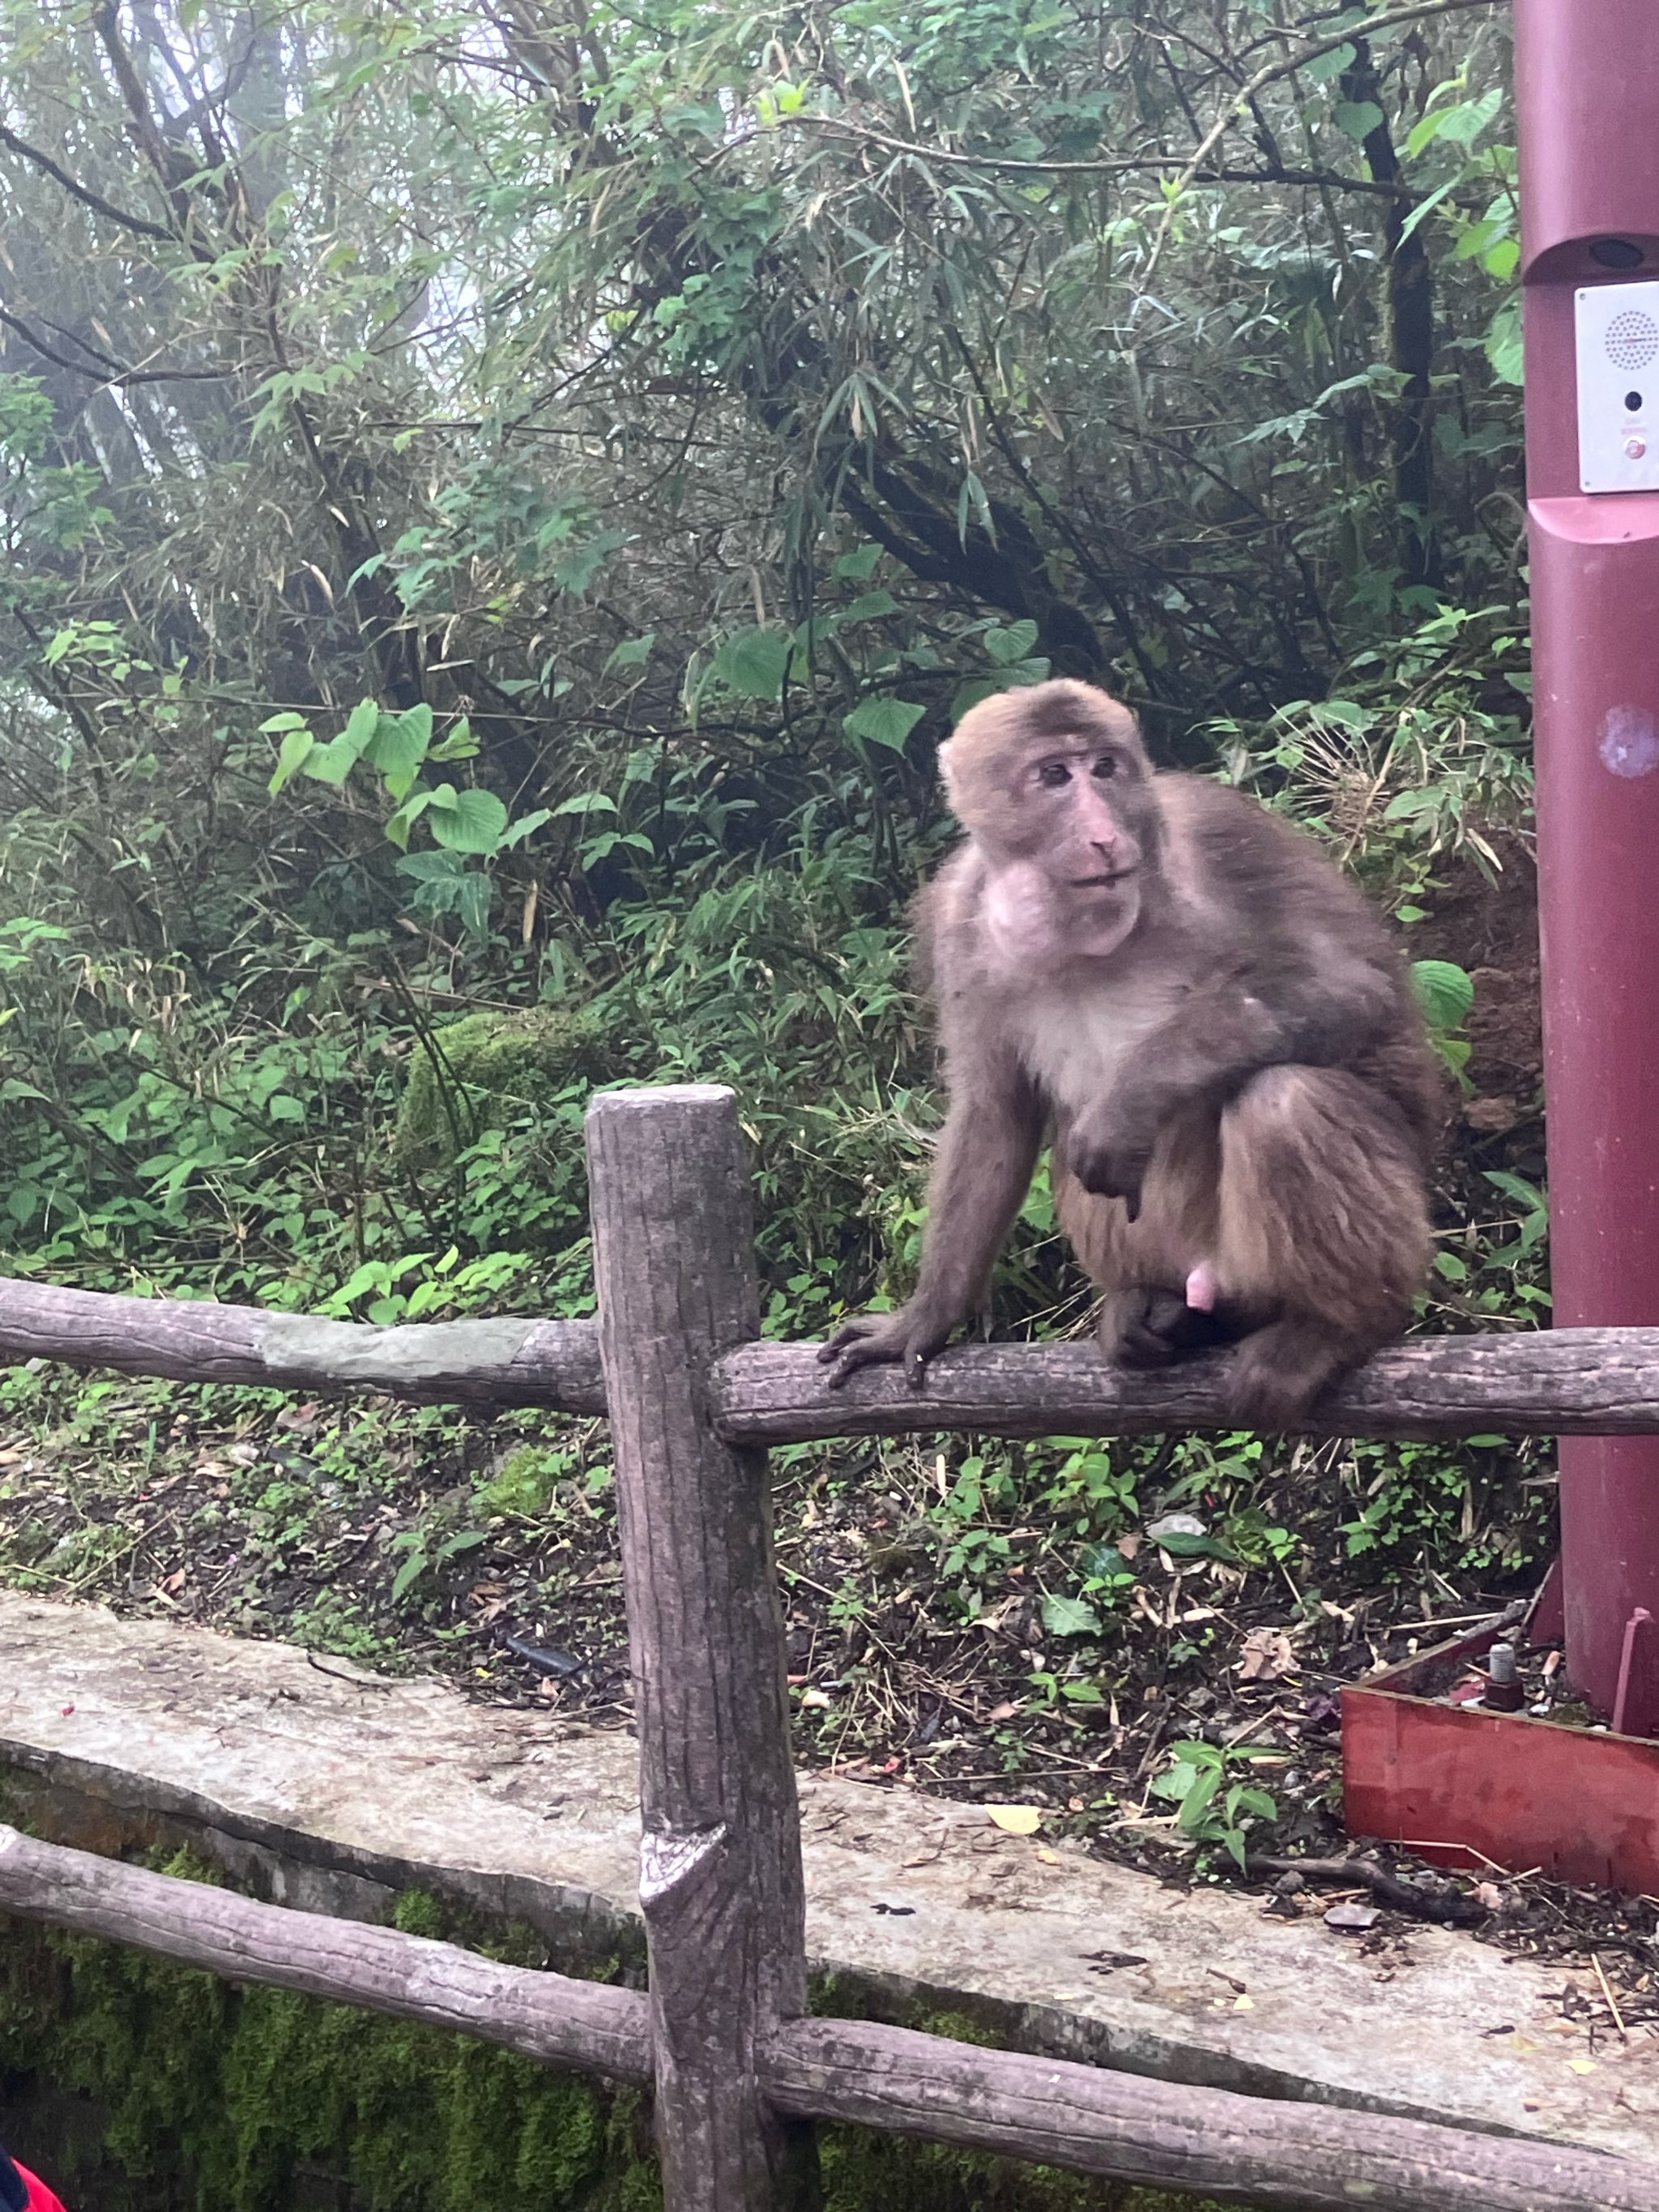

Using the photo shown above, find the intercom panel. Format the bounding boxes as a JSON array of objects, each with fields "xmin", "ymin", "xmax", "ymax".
[{"xmin": 1576, "ymin": 279, "xmax": 1659, "ymax": 493}]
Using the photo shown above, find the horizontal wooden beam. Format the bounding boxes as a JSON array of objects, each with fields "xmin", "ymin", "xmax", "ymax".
[
  {"xmin": 8, "ymin": 1275, "xmax": 1659, "ymax": 1443},
  {"xmin": 0, "ymin": 1278, "xmax": 606, "ymax": 1412},
  {"xmin": 0, "ymin": 1826, "xmax": 1647, "ymax": 2212},
  {"xmin": 766, "ymin": 2018, "xmax": 1659, "ymax": 2212},
  {"xmin": 0, "ymin": 1823, "xmax": 650, "ymax": 2084},
  {"xmin": 712, "ymin": 1330, "xmax": 1659, "ymax": 1443}
]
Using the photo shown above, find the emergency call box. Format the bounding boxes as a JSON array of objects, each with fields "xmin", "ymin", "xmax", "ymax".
[{"xmin": 1577, "ymin": 279, "xmax": 1659, "ymax": 493}]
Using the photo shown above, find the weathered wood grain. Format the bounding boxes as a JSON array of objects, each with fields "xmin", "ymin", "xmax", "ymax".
[
  {"xmin": 0, "ymin": 1277, "xmax": 605, "ymax": 1410},
  {"xmin": 586, "ymin": 1087, "xmax": 818, "ymax": 2211},
  {"xmin": 0, "ymin": 1822, "xmax": 650, "ymax": 2084},
  {"xmin": 711, "ymin": 1329, "xmax": 1659, "ymax": 1444},
  {"xmin": 765, "ymin": 2017, "xmax": 1659, "ymax": 2212}
]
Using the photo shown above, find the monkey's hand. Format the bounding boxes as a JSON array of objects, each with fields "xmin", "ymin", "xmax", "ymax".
[
  {"xmin": 817, "ymin": 1305, "xmax": 954, "ymax": 1391},
  {"xmin": 1066, "ymin": 1104, "xmax": 1158, "ymax": 1223}
]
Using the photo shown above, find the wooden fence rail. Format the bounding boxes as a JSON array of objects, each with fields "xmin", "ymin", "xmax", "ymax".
[
  {"xmin": 0, "ymin": 1822, "xmax": 1643, "ymax": 2212},
  {"xmin": 1, "ymin": 1081, "xmax": 1656, "ymax": 2212},
  {"xmin": 8, "ymin": 1275, "xmax": 1659, "ymax": 1443}
]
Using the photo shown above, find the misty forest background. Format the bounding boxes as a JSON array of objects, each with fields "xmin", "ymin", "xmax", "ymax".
[{"xmin": 0, "ymin": 0, "xmax": 1555, "ymax": 1701}]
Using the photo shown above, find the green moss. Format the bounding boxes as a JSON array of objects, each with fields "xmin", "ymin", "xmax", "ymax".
[
  {"xmin": 391, "ymin": 1006, "xmax": 621, "ymax": 1168},
  {"xmin": 476, "ymin": 1443, "xmax": 568, "ymax": 1518},
  {"xmin": 0, "ymin": 1913, "xmax": 1243, "ymax": 2212}
]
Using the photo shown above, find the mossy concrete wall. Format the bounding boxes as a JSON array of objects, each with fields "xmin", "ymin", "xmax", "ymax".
[{"xmin": 0, "ymin": 1890, "xmax": 1232, "ymax": 2212}]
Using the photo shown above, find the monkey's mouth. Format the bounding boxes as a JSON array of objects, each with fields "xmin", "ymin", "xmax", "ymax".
[{"xmin": 1070, "ymin": 868, "xmax": 1137, "ymax": 889}]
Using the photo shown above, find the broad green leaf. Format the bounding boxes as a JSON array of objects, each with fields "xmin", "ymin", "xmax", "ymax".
[
  {"xmin": 1434, "ymin": 88, "xmax": 1503, "ymax": 149},
  {"xmin": 341, "ymin": 697, "xmax": 382, "ymax": 754},
  {"xmin": 553, "ymin": 792, "xmax": 617, "ymax": 817},
  {"xmin": 394, "ymin": 848, "xmax": 464, "ymax": 884},
  {"xmin": 391, "ymin": 1551, "xmax": 429, "ymax": 1603},
  {"xmin": 842, "ymin": 698, "xmax": 927, "ymax": 752},
  {"xmin": 1040, "ymin": 1593, "xmax": 1102, "ymax": 1637},
  {"xmin": 834, "ymin": 544, "xmax": 883, "ymax": 582},
  {"xmin": 366, "ymin": 705, "xmax": 432, "ymax": 789},
  {"xmin": 301, "ymin": 733, "xmax": 366, "ymax": 785},
  {"xmin": 1484, "ymin": 238, "xmax": 1520, "ymax": 282},
  {"xmin": 429, "ymin": 787, "xmax": 510, "ymax": 854},
  {"xmin": 437, "ymin": 1528, "xmax": 489, "ymax": 1561},
  {"xmin": 268, "ymin": 728, "xmax": 315, "ymax": 794},
  {"xmin": 606, "ymin": 632, "xmax": 656, "ymax": 670},
  {"xmin": 983, "ymin": 621, "xmax": 1038, "ymax": 665},
  {"xmin": 384, "ymin": 788, "xmax": 434, "ymax": 850},
  {"xmin": 428, "ymin": 717, "xmax": 479, "ymax": 762},
  {"xmin": 552, "ymin": 530, "xmax": 624, "ymax": 595},
  {"xmin": 710, "ymin": 627, "xmax": 795, "ymax": 701},
  {"xmin": 457, "ymin": 872, "xmax": 493, "ymax": 938},
  {"xmin": 1333, "ymin": 100, "xmax": 1384, "ymax": 144},
  {"xmin": 1151, "ymin": 1527, "xmax": 1239, "ymax": 1562},
  {"xmin": 1302, "ymin": 41, "xmax": 1354, "ymax": 84},
  {"xmin": 1411, "ymin": 959, "xmax": 1475, "ymax": 1031},
  {"xmin": 1486, "ymin": 298, "xmax": 1525, "ymax": 386},
  {"xmin": 501, "ymin": 808, "xmax": 552, "ymax": 849},
  {"xmin": 838, "ymin": 590, "xmax": 900, "ymax": 625}
]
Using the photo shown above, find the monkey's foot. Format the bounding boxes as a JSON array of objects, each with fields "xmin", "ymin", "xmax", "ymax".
[
  {"xmin": 1098, "ymin": 1287, "xmax": 1229, "ymax": 1370},
  {"xmin": 1222, "ymin": 1317, "xmax": 1360, "ymax": 1429}
]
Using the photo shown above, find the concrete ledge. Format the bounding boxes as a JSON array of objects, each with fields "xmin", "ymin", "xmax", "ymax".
[{"xmin": 0, "ymin": 1592, "xmax": 1650, "ymax": 2160}]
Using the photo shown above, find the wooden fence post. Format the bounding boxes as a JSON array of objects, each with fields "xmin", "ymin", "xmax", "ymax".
[{"xmin": 586, "ymin": 1084, "xmax": 818, "ymax": 2212}]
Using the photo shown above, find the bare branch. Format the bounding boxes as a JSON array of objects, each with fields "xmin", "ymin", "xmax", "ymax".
[
  {"xmin": 0, "ymin": 304, "xmax": 229, "ymax": 386},
  {"xmin": 1146, "ymin": 0, "xmax": 1503, "ymax": 272},
  {"xmin": 0, "ymin": 117, "xmax": 176, "ymax": 242},
  {"xmin": 808, "ymin": 117, "xmax": 1413, "ymax": 199}
]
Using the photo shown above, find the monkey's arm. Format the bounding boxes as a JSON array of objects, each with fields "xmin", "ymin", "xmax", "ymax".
[
  {"xmin": 820, "ymin": 1061, "xmax": 1043, "ymax": 1390},
  {"xmin": 1068, "ymin": 958, "xmax": 1398, "ymax": 1216}
]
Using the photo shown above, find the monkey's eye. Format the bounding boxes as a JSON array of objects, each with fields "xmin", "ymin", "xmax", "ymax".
[
  {"xmin": 1035, "ymin": 760, "xmax": 1072, "ymax": 788},
  {"xmin": 1091, "ymin": 754, "xmax": 1118, "ymax": 779}
]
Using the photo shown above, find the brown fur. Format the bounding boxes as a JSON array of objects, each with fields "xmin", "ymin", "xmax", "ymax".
[{"xmin": 821, "ymin": 680, "xmax": 1442, "ymax": 1426}]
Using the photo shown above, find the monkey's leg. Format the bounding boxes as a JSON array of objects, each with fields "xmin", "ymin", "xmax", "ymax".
[
  {"xmin": 1060, "ymin": 1107, "xmax": 1232, "ymax": 1373},
  {"xmin": 821, "ymin": 1070, "xmax": 1043, "ymax": 1388},
  {"xmin": 1098, "ymin": 1286, "xmax": 1231, "ymax": 1369},
  {"xmin": 1216, "ymin": 1065, "xmax": 1431, "ymax": 1428}
]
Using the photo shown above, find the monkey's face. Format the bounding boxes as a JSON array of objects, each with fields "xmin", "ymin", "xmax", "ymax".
[{"xmin": 940, "ymin": 684, "xmax": 1157, "ymax": 958}]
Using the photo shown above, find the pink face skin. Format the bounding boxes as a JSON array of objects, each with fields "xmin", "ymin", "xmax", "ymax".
[{"xmin": 977, "ymin": 738, "xmax": 1148, "ymax": 967}]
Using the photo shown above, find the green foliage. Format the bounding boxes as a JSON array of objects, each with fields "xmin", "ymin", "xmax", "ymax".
[
  {"xmin": 0, "ymin": 1910, "xmax": 641, "ymax": 2211},
  {"xmin": 1149, "ymin": 1744, "xmax": 1279, "ymax": 1871},
  {"xmin": 391, "ymin": 1007, "xmax": 625, "ymax": 1171}
]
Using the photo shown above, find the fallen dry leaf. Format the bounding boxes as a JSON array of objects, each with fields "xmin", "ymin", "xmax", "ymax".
[
  {"xmin": 1234, "ymin": 1994, "xmax": 1255, "ymax": 2012},
  {"xmin": 1035, "ymin": 1846, "xmax": 1060, "ymax": 1864},
  {"xmin": 1238, "ymin": 1627, "xmax": 1298, "ymax": 1683},
  {"xmin": 1324, "ymin": 1902, "xmax": 1380, "ymax": 1932},
  {"xmin": 987, "ymin": 1701, "xmax": 1020, "ymax": 1722},
  {"xmin": 987, "ymin": 1804, "xmax": 1042, "ymax": 1835},
  {"xmin": 799, "ymin": 1687, "xmax": 834, "ymax": 1709},
  {"xmin": 1567, "ymin": 2059, "xmax": 1597, "ymax": 2076}
]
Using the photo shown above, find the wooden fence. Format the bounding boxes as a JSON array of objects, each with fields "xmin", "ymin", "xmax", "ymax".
[{"xmin": 1, "ymin": 1083, "xmax": 1657, "ymax": 2212}]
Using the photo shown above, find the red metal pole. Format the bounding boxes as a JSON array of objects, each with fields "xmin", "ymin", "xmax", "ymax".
[{"xmin": 1516, "ymin": 0, "xmax": 1659, "ymax": 1729}]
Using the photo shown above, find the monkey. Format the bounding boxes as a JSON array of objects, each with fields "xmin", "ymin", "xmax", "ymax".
[{"xmin": 818, "ymin": 678, "xmax": 1441, "ymax": 1428}]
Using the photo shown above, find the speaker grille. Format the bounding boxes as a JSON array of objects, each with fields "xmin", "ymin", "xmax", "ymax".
[{"xmin": 1606, "ymin": 310, "xmax": 1659, "ymax": 371}]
